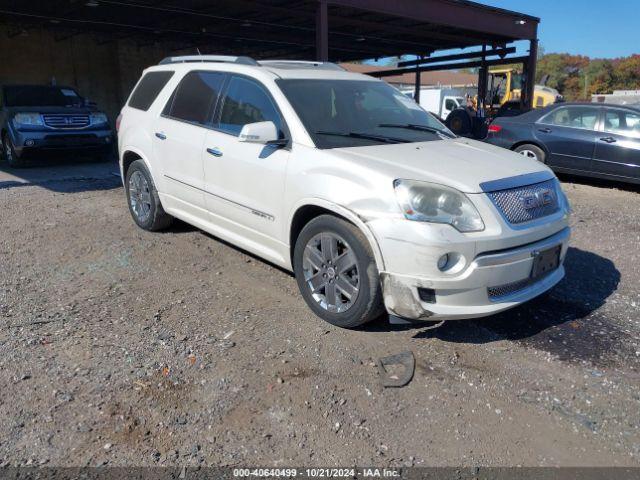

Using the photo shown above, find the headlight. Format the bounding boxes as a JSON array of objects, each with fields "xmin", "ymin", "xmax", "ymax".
[
  {"xmin": 394, "ymin": 179, "xmax": 485, "ymax": 232},
  {"xmin": 13, "ymin": 113, "xmax": 43, "ymax": 126},
  {"xmin": 90, "ymin": 112, "xmax": 108, "ymax": 125}
]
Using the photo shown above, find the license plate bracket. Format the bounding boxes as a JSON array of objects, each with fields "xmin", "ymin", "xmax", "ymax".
[{"xmin": 531, "ymin": 245, "xmax": 561, "ymax": 279}]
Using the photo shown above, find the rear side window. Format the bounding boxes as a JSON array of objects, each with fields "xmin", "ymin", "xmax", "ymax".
[
  {"xmin": 542, "ymin": 106, "xmax": 599, "ymax": 131},
  {"xmin": 164, "ymin": 71, "xmax": 225, "ymax": 126},
  {"xmin": 128, "ymin": 71, "xmax": 174, "ymax": 111},
  {"xmin": 217, "ymin": 76, "xmax": 282, "ymax": 136},
  {"xmin": 604, "ymin": 109, "xmax": 640, "ymax": 138}
]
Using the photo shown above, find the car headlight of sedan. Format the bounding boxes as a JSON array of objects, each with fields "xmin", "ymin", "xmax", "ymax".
[
  {"xmin": 394, "ymin": 179, "xmax": 485, "ymax": 232},
  {"xmin": 13, "ymin": 113, "xmax": 43, "ymax": 126},
  {"xmin": 90, "ymin": 112, "xmax": 108, "ymax": 125}
]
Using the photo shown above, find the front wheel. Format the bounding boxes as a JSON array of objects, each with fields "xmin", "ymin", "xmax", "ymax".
[
  {"xmin": 3, "ymin": 135, "xmax": 24, "ymax": 167},
  {"xmin": 514, "ymin": 144, "xmax": 546, "ymax": 163},
  {"xmin": 293, "ymin": 215, "xmax": 384, "ymax": 328}
]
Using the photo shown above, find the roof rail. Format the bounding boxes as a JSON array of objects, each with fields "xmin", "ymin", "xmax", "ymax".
[
  {"xmin": 258, "ymin": 60, "xmax": 345, "ymax": 71},
  {"xmin": 159, "ymin": 55, "xmax": 259, "ymax": 66}
]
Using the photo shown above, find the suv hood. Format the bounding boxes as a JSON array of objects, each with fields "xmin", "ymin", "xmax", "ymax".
[{"xmin": 331, "ymin": 138, "xmax": 554, "ymax": 193}]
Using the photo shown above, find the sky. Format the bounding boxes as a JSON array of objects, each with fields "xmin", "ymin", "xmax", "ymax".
[{"xmin": 481, "ymin": 0, "xmax": 637, "ymax": 58}]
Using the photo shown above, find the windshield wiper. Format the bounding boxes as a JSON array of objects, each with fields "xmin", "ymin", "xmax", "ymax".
[
  {"xmin": 315, "ymin": 130, "xmax": 408, "ymax": 144},
  {"xmin": 377, "ymin": 123, "xmax": 455, "ymax": 138}
]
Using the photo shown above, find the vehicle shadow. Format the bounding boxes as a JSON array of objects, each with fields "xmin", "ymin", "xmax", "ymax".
[
  {"xmin": 369, "ymin": 247, "xmax": 623, "ymax": 365},
  {"xmin": 0, "ymin": 155, "xmax": 120, "ymax": 193}
]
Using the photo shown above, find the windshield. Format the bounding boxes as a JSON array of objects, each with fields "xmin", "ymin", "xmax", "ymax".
[
  {"xmin": 277, "ymin": 79, "xmax": 454, "ymax": 149},
  {"xmin": 3, "ymin": 86, "xmax": 83, "ymax": 107}
]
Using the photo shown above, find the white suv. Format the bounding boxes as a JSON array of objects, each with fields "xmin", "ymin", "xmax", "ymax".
[{"xmin": 117, "ymin": 55, "xmax": 571, "ymax": 328}]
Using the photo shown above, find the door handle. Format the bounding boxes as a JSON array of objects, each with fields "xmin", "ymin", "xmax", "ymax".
[
  {"xmin": 599, "ymin": 136, "xmax": 617, "ymax": 144},
  {"xmin": 206, "ymin": 147, "xmax": 223, "ymax": 157},
  {"xmin": 155, "ymin": 132, "xmax": 167, "ymax": 140},
  {"xmin": 538, "ymin": 128, "xmax": 552, "ymax": 134}
]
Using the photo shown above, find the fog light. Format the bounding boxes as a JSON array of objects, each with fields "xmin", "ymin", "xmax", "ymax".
[
  {"xmin": 417, "ymin": 287, "xmax": 436, "ymax": 304},
  {"xmin": 437, "ymin": 254, "xmax": 449, "ymax": 271},
  {"xmin": 25, "ymin": 139, "xmax": 35, "ymax": 147}
]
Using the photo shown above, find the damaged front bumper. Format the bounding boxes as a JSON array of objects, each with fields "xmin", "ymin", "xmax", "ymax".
[{"xmin": 379, "ymin": 227, "xmax": 570, "ymax": 321}]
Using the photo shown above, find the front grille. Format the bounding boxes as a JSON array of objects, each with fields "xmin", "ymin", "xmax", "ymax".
[
  {"xmin": 487, "ymin": 271, "xmax": 555, "ymax": 301},
  {"xmin": 487, "ymin": 179, "xmax": 560, "ymax": 225},
  {"xmin": 43, "ymin": 114, "xmax": 90, "ymax": 129}
]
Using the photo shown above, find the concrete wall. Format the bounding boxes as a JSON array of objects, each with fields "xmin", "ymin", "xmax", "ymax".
[{"xmin": 0, "ymin": 25, "xmax": 171, "ymax": 122}]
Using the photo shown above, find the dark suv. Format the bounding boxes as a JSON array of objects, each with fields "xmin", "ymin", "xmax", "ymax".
[{"xmin": 0, "ymin": 84, "xmax": 113, "ymax": 167}]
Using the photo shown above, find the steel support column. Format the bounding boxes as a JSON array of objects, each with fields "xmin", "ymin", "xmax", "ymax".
[
  {"xmin": 477, "ymin": 45, "xmax": 488, "ymax": 109},
  {"xmin": 523, "ymin": 39, "xmax": 538, "ymax": 110},
  {"xmin": 414, "ymin": 55, "xmax": 423, "ymax": 102},
  {"xmin": 316, "ymin": 0, "xmax": 329, "ymax": 61}
]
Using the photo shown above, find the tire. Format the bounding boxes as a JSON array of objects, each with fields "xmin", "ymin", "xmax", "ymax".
[
  {"xmin": 124, "ymin": 159, "xmax": 173, "ymax": 231},
  {"xmin": 514, "ymin": 144, "xmax": 546, "ymax": 163},
  {"xmin": 293, "ymin": 214, "xmax": 384, "ymax": 328},
  {"xmin": 3, "ymin": 134, "xmax": 24, "ymax": 168},
  {"xmin": 445, "ymin": 108, "xmax": 473, "ymax": 136}
]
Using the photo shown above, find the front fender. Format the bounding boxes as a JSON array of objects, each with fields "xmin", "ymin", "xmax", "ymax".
[{"xmin": 287, "ymin": 197, "xmax": 386, "ymax": 272}]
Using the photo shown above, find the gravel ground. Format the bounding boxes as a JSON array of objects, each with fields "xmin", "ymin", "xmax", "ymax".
[{"xmin": 0, "ymin": 160, "xmax": 639, "ymax": 467}]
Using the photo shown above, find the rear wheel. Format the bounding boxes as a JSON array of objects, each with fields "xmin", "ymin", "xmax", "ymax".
[
  {"xmin": 514, "ymin": 144, "xmax": 546, "ymax": 163},
  {"xmin": 293, "ymin": 215, "xmax": 384, "ymax": 328},
  {"xmin": 125, "ymin": 160, "xmax": 173, "ymax": 231}
]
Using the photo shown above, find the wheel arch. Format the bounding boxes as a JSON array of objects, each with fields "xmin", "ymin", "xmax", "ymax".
[
  {"xmin": 288, "ymin": 199, "xmax": 385, "ymax": 272},
  {"xmin": 120, "ymin": 147, "xmax": 156, "ymax": 185},
  {"xmin": 511, "ymin": 140, "xmax": 549, "ymax": 159}
]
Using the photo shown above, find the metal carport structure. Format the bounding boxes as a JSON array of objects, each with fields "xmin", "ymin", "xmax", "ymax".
[{"xmin": 0, "ymin": 0, "xmax": 539, "ymax": 114}]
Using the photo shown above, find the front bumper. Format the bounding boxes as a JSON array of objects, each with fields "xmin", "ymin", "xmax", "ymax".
[
  {"xmin": 9, "ymin": 126, "xmax": 113, "ymax": 157},
  {"xmin": 379, "ymin": 227, "xmax": 570, "ymax": 320}
]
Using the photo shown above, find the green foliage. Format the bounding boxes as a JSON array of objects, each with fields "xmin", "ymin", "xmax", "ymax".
[{"xmin": 536, "ymin": 53, "xmax": 640, "ymax": 101}]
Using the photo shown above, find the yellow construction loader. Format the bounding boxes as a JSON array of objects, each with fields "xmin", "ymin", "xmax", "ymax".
[
  {"xmin": 446, "ymin": 67, "xmax": 563, "ymax": 138},
  {"xmin": 487, "ymin": 67, "xmax": 562, "ymax": 109}
]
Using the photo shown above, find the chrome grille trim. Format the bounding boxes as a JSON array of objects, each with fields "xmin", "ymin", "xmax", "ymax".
[
  {"xmin": 43, "ymin": 114, "xmax": 90, "ymax": 129},
  {"xmin": 487, "ymin": 270, "xmax": 556, "ymax": 302},
  {"xmin": 487, "ymin": 179, "xmax": 560, "ymax": 225}
]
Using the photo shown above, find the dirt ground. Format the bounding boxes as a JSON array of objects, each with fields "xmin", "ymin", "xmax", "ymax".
[{"xmin": 0, "ymin": 159, "xmax": 639, "ymax": 468}]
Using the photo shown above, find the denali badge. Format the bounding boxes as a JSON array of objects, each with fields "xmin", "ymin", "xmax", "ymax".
[{"xmin": 520, "ymin": 189, "xmax": 554, "ymax": 210}]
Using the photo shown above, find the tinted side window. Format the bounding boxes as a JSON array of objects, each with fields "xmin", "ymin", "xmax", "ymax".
[
  {"xmin": 165, "ymin": 71, "xmax": 225, "ymax": 126},
  {"xmin": 128, "ymin": 71, "xmax": 174, "ymax": 111},
  {"xmin": 218, "ymin": 76, "xmax": 282, "ymax": 136},
  {"xmin": 604, "ymin": 109, "xmax": 640, "ymax": 138},
  {"xmin": 543, "ymin": 106, "xmax": 599, "ymax": 130}
]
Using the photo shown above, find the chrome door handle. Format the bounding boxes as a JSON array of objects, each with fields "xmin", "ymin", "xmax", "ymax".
[
  {"xmin": 155, "ymin": 132, "xmax": 167, "ymax": 140},
  {"xmin": 207, "ymin": 147, "xmax": 223, "ymax": 157},
  {"xmin": 538, "ymin": 127, "xmax": 552, "ymax": 133},
  {"xmin": 599, "ymin": 136, "xmax": 617, "ymax": 143}
]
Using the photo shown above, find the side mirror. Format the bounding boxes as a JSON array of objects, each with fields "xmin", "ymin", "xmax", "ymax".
[{"xmin": 238, "ymin": 121, "xmax": 280, "ymax": 144}]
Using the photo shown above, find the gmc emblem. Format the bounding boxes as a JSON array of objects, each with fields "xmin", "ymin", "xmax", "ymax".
[{"xmin": 520, "ymin": 189, "xmax": 554, "ymax": 210}]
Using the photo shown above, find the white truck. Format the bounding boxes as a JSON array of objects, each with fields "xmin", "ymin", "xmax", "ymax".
[
  {"xmin": 401, "ymin": 86, "xmax": 475, "ymax": 120},
  {"xmin": 592, "ymin": 90, "xmax": 640, "ymax": 106}
]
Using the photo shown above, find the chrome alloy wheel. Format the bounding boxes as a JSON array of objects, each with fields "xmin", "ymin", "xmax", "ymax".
[
  {"xmin": 128, "ymin": 170, "xmax": 152, "ymax": 223},
  {"xmin": 518, "ymin": 149, "xmax": 539, "ymax": 161},
  {"xmin": 302, "ymin": 232, "xmax": 360, "ymax": 313}
]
